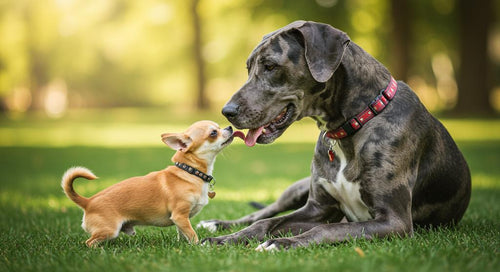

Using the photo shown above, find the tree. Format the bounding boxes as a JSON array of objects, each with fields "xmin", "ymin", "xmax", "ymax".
[
  {"xmin": 390, "ymin": 0, "xmax": 411, "ymax": 82},
  {"xmin": 191, "ymin": 0, "xmax": 208, "ymax": 110},
  {"xmin": 454, "ymin": 0, "xmax": 495, "ymax": 116}
]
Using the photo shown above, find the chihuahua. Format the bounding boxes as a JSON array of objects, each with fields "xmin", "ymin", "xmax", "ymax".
[{"xmin": 61, "ymin": 121, "xmax": 235, "ymax": 247}]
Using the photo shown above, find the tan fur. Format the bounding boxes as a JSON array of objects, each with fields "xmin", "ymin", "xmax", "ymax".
[{"xmin": 61, "ymin": 121, "xmax": 233, "ymax": 247}]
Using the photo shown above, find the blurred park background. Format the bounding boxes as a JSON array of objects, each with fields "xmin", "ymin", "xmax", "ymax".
[
  {"xmin": 0, "ymin": 0, "xmax": 499, "ymax": 119},
  {"xmin": 1, "ymin": 3, "xmax": 499, "ymax": 270}
]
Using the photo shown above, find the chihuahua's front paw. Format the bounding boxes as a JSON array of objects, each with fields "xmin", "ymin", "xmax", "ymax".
[{"xmin": 196, "ymin": 220, "xmax": 231, "ymax": 232}]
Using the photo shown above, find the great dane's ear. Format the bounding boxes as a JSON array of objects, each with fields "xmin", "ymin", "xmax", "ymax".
[{"xmin": 296, "ymin": 22, "xmax": 350, "ymax": 83}]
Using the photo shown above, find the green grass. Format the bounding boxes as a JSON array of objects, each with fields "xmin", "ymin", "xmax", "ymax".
[{"xmin": 0, "ymin": 109, "xmax": 499, "ymax": 272}]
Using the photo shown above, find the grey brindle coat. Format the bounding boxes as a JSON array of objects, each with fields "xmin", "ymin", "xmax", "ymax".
[{"xmin": 201, "ymin": 21, "xmax": 471, "ymax": 250}]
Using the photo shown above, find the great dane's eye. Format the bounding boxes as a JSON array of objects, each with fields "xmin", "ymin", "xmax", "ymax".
[
  {"xmin": 264, "ymin": 63, "xmax": 276, "ymax": 71},
  {"xmin": 210, "ymin": 130, "xmax": 218, "ymax": 138}
]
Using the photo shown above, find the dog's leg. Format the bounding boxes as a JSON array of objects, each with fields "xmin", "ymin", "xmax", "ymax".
[
  {"xmin": 86, "ymin": 228, "xmax": 120, "ymax": 248},
  {"xmin": 202, "ymin": 197, "xmax": 343, "ymax": 245},
  {"xmin": 84, "ymin": 215, "xmax": 120, "ymax": 247},
  {"xmin": 254, "ymin": 181, "xmax": 415, "ymax": 251},
  {"xmin": 204, "ymin": 178, "xmax": 414, "ymax": 248},
  {"xmin": 173, "ymin": 218, "xmax": 198, "ymax": 244},
  {"xmin": 197, "ymin": 177, "xmax": 310, "ymax": 232},
  {"xmin": 256, "ymin": 214, "xmax": 412, "ymax": 251},
  {"xmin": 171, "ymin": 205, "xmax": 199, "ymax": 244}
]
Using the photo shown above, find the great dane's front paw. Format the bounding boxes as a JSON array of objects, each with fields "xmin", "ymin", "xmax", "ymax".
[
  {"xmin": 196, "ymin": 220, "xmax": 219, "ymax": 233},
  {"xmin": 201, "ymin": 234, "xmax": 243, "ymax": 246},
  {"xmin": 197, "ymin": 220, "xmax": 231, "ymax": 233},
  {"xmin": 200, "ymin": 236, "xmax": 224, "ymax": 246},
  {"xmin": 255, "ymin": 238, "xmax": 296, "ymax": 252}
]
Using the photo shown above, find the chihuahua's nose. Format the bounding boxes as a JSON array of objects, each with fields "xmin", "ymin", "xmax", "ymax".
[
  {"xmin": 225, "ymin": 126, "xmax": 233, "ymax": 134},
  {"xmin": 222, "ymin": 103, "xmax": 239, "ymax": 118}
]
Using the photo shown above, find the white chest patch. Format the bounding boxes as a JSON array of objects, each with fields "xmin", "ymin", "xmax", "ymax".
[
  {"xmin": 190, "ymin": 183, "xmax": 209, "ymax": 218},
  {"xmin": 318, "ymin": 142, "xmax": 372, "ymax": 222}
]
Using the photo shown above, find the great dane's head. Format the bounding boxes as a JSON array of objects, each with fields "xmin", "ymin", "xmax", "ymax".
[{"xmin": 222, "ymin": 21, "xmax": 350, "ymax": 146}]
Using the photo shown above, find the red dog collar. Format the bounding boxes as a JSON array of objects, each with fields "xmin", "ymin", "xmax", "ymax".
[{"xmin": 326, "ymin": 76, "xmax": 397, "ymax": 140}]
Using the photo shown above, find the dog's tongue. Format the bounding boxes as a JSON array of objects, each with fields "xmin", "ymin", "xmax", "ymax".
[
  {"xmin": 244, "ymin": 126, "xmax": 264, "ymax": 147},
  {"xmin": 232, "ymin": 131, "xmax": 245, "ymax": 140},
  {"xmin": 231, "ymin": 127, "xmax": 264, "ymax": 147}
]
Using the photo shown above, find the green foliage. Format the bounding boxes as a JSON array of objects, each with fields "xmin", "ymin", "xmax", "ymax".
[{"xmin": 2, "ymin": 0, "xmax": 489, "ymax": 112}]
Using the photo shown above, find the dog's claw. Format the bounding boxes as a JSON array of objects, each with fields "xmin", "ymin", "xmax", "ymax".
[{"xmin": 255, "ymin": 241, "xmax": 279, "ymax": 252}]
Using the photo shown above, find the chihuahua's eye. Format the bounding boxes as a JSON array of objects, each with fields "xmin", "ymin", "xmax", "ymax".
[{"xmin": 210, "ymin": 130, "xmax": 218, "ymax": 138}]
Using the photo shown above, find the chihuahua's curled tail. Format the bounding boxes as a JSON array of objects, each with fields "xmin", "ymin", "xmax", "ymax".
[{"xmin": 61, "ymin": 167, "xmax": 97, "ymax": 209}]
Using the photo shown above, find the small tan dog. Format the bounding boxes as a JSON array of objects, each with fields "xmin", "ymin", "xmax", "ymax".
[{"xmin": 61, "ymin": 121, "xmax": 235, "ymax": 247}]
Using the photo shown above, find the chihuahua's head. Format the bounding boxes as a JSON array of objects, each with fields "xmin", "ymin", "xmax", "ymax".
[{"xmin": 161, "ymin": 121, "xmax": 234, "ymax": 165}]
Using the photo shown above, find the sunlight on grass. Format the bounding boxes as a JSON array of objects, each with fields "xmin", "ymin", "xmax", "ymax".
[
  {"xmin": 1, "ymin": 173, "xmax": 496, "ymax": 216},
  {"xmin": 0, "ymin": 191, "xmax": 67, "ymax": 213},
  {"xmin": 217, "ymin": 189, "xmax": 287, "ymax": 202},
  {"xmin": 1, "ymin": 108, "xmax": 499, "ymax": 147},
  {"xmin": 0, "ymin": 124, "xmax": 185, "ymax": 147},
  {"xmin": 0, "ymin": 178, "xmax": 290, "ymax": 213},
  {"xmin": 471, "ymin": 174, "xmax": 499, "ymax": 189},
  {"xmin": 0, "ymin": 121, "xmax": 319, "ymax": 147},
  {"xmin": 442, "ymin": 119, "xmax": 500, "ymax": 142}
]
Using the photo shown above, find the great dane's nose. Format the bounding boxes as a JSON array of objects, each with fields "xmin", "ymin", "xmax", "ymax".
[{"xmin": 222, "ymin": 103, "xmax": 239, "ymax": 118}]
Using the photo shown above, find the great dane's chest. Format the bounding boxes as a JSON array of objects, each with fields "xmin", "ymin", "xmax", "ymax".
[{"xmin": 315, "ymin": 141, "xmax": 372, "ymax": 222}]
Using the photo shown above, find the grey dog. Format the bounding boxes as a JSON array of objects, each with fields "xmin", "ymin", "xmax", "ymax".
[{"xmin": 200, "ymin": 21, "xmax": 471, "ymax": 251}]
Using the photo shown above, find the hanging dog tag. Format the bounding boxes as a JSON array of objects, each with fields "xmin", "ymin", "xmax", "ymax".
[
  {"xmin": 327, "ymin": 139, "xmax": 337, "ymax": 162},
  {"xmin": 322, "ymin": 132, "xmax": 337, "ymax": 163},
  {"xmin": 208, "ymin": 179, "xmax": 216, "ymax": 199},
  {"xmin": 208, "ymin": 191, "xmax": 216, "ymax": 199},
  {"xmin": 328, "ymin": 149, "xmax": 335, "ymax": 162}
]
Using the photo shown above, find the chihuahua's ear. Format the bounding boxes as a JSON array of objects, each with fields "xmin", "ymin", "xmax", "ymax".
[{"xmin": 161, "ymin": 133, "xmax": 193, "ymax": 152}]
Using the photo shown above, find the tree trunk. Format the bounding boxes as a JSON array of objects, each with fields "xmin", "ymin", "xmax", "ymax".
[
  {"xmin": 28, "ymin": 51, "xmax": 47, "ymax": 111},
  {"xmin": 191, "ymin": 0, "xmax": 208, "ymax": 110},
  {"xmin": 454, "ymin": 0, "xmax": 494, "ymax": 116},
  {"xmin": 389, "ymin": 0, "xmax": 411, "ymax": 82},
  {"xmin": 25, "ymin": 6, "xmax": 47, "ymax": 111}
]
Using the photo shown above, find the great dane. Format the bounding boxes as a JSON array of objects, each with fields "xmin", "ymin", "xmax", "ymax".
[{"xmin": 200, "ymin": 21, "xmax": 471, "ymax": 251}]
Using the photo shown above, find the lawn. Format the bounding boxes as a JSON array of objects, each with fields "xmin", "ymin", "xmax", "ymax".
[{"xmin": 0, "ymin": 109, "xmax": 499, "ymax": 272}]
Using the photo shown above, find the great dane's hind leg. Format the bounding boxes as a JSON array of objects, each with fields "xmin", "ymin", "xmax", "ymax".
[{"xmin": 197, "ymin": 177, "xmax": 310, "ymax": 232}]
